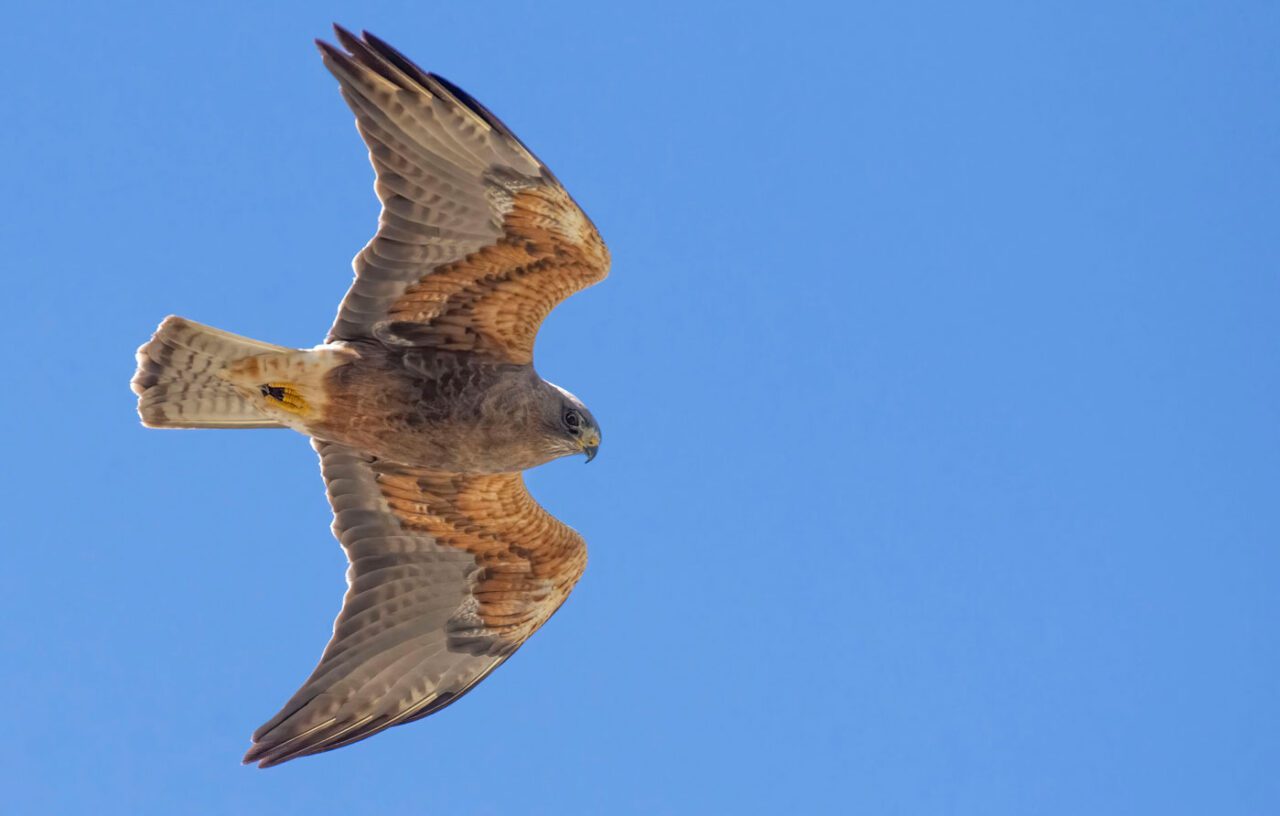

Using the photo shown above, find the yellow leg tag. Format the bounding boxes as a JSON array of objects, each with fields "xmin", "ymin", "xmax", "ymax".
[{"xmin": 260, "ymin": 383, "xmax": 309, "ymax": 415}]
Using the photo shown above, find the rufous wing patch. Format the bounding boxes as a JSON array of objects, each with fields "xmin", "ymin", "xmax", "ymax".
[
  {"xmin": 382, "ymin": 184, "xmax": 610, "ymax": 364},
  {"xmin": 373, "ymin": 467, "xmax": 587, "ymax": 644}
]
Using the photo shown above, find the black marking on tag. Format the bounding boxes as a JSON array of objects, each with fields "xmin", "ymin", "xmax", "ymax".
[{"xmin": 261, "ymin": 384, "xmax": 286, "ymax": 402}]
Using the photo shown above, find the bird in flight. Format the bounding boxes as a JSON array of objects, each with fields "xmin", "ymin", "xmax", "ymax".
[{"xmin": 131, "ymin": 26, "xmax": 609, "ymax": 768}]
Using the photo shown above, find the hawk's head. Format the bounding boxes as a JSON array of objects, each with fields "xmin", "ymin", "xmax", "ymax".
[{"xmin": 542, "ymin": 383, "xmax": 601, "ymax": 463}]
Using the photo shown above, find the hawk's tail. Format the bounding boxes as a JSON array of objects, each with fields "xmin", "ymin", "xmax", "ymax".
[{"xmin": 131, "ymin": 316, "xmax": 289, "ymax": 429}]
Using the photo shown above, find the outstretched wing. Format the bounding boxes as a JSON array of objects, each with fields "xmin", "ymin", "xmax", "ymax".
[
  {"xmin": 318, "ymin": 27, "xmax": 610, "ymax": 364},
  {"xmin": 244, "ymin": 441, "xmax": 587, "ymax": 768}
]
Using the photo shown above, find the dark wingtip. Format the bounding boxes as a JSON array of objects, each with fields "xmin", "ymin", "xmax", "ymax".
[
  {"xmin": 242, "ymin": 741, "xmax": 283, "ymax": 769},
  {"xmin": 314, "ymin": 37, "xmax": 341, "ymax": 60},
  {"xmin": 359, "ymin": 28, "xmax": 434, "ymax": 86},
  {"xmin": 332, "ymin": 23, "xmax": 363, "ymax": 53},
  {"xmin": 360, "ymin": 29, "xmax": 404, "ymax": 61}
]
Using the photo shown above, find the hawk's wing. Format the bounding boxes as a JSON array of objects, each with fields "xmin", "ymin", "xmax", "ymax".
[
  {"xmin": 243, "ymin": 441, "xmax": 587, "ymax": 768},
  {"xmin": 318, "ymin": 27, "xmax": 610, "ymax": 364}
]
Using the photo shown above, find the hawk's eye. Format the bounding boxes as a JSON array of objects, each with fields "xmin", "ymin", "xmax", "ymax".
[{"xmin": 564, "ymin": 410, "xmax": 581, "ymax": 432}]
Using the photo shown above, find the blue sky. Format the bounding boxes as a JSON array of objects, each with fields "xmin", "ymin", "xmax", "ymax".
[{"xmin": 4, "ymin": 1, "xmax": 1277, "ymax": 813}]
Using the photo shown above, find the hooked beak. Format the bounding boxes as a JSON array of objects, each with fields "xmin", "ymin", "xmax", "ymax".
[{"xmin": 581, "ymin": 428, "xmax": 600, "ymax": 463}]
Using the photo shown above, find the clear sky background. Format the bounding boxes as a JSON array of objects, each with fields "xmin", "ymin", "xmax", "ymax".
[{"xmin": 3, "ymin": 2, "xmax": 1277, "ymax": 814}]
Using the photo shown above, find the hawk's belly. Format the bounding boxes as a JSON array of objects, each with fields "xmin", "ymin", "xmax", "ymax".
[{"xmin": 310, "ymin": 348, "xmax": 554, "ymax": 473}]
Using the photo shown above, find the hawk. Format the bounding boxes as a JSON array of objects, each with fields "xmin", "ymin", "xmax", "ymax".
[{"xmin": 130, "ymin": 26, "xmax": 609, "ymax": 768}]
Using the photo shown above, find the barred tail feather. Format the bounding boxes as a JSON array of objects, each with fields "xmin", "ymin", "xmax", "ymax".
[{"xmin": 132, "ymin": 316, "xmax": 288, "ymax": 429}]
